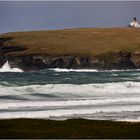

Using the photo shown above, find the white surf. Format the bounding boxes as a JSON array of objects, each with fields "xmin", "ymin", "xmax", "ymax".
[
  {"xmin": 51, "ymin": 68, "xmax": 140, "ymax": 72},
  {"xmin": 0, "ymin": 61, "xmax": 23, "ymax": 72},
  {"xmin": 0, "ymin": 81, "xmax": 140, "ymax": 121},
  {"xmin": 51, "ymin": 68, "xmax": 98, "ymax": 72}
]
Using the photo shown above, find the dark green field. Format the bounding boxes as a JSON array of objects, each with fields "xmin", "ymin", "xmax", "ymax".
[{"xmin": 0, "ymin": 118, "xmax": 140, "ymax": 139}]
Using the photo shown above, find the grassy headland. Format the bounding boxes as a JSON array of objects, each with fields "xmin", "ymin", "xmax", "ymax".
[
  {"xmin": 1, "ymin": 28, "xmax": 140, "ymax": 70},
  {"xmin": 0, "ymin": 119, "xmax": 140, "ymax": 138},
  {"xmin": 1, "ymin": 28, "xmax": 140, "ymax": 57}
]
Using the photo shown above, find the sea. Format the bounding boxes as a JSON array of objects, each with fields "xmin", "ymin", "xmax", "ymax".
[{"xmin": 0, "ymin": 61, "xmax": 140, "ymax": 122}]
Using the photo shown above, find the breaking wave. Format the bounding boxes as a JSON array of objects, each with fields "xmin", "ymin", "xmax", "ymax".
[
  {"xmin": 50, "ymin": 68, "xmax": 98, "ymax": 72},
  {"xmin": 51, "ymin": 68, "xmax": 140, "ymax": 73},
  {"xmin": 0, "ymin": 61, "xmax": 23, "ymax": 72},
  {"xmin": 0, "ymin": 65, "xmax": 140, "ymax": 121},
  {"xmin": 0, "ymin": 81, "xmax": 140, "ymax": 121},
  {"xmin": 0, "ymin": 81, "xmax": 140, "ymax": 95}
]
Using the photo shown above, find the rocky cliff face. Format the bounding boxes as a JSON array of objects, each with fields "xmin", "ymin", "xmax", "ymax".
[
  {"xmin": 0, "ymin": 52, "xmax": 139, "ymax": 71},
  {"xmin": 0, "ymin": 35, "xmax": 140, "ymax": 71}
]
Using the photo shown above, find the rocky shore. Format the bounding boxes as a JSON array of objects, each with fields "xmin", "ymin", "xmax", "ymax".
[
  {"xmin": 0, "ymin": 52, "xmax": 139, "ymax": 71},
  {"xmin": 1, "ymin": 28, "xmax": 140, "ymax": 71}
]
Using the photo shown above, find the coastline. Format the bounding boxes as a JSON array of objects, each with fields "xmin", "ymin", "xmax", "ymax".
[
  {"xmin": 0, "ymin": 118, "xmax": 140, "ymax": 138},
  {"xmin": 1, "ymin": 28, "xmax": 140, "ymax": 71},
  {"xmin": 1, "ymin": 28, "xmax": 140, "ymax": 138}
]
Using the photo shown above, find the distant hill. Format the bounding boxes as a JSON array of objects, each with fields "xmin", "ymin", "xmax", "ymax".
[{"xmin": 0, "ymin": 28, "xmax": 140, "ymax": 71}]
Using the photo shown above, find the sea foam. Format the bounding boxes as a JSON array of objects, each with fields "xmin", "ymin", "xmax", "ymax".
[
  {"xmin": 0, "ymin": 81, "xmax": 140, "ymax": 96},
  {"xmin": 0, "ymin": 61, "xmax": 23, "ymax": 72},
  {"xmin": 51, "ymin": 68, "xmax": 140, "ymax": 72},
  {"xmin": 0, "ymin": 81, "xmax": 140, "ymax": 121},
  {"xmin": 50, "ymin": 68, "xmax": 98, "ymax": 72}
]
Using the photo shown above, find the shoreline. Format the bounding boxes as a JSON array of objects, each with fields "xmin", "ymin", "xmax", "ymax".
[
  {"xmin": 0, "ymin": 118, "xmax": 140, "ymax": 138},
  {"xmin": 1, "ymin": 28, "xmax": 140, "ymax": 71},
  {"xmin": 1, "ymin": 62, "xmax": 140, "ymax": 73}
]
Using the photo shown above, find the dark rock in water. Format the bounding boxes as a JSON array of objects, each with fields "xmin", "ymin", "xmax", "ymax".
[{"xmin": 0, "ymin": 51, "xmax": 138, "ymax": 71}]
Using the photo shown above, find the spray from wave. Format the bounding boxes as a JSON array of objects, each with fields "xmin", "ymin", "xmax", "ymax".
[
  {"xmin": 51, "ymin": 68, "xmax": 140, "ymax": 72},
  {"xmin": 0, "ymin": 61, "xmax": 23, "ymax": 72}
]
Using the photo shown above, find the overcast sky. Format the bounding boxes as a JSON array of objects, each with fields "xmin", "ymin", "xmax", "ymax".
[{"xmin": 0, "ymin": 1, "xmax": 140, "ymax": 34}]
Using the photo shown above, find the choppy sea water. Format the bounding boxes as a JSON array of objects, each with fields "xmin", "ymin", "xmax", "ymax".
[{"xmin": 0, "ymin": 61, "xmax": 140, "ymax": 121}]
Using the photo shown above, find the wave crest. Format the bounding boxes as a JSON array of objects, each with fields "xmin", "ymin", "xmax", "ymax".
[
  {"xmin": 0, "ymin": 61, "xmax": 23, "ymax": 72},
  {"xmin": 0, "ymin": 81, "xmax": 140, "ymax": 96}
]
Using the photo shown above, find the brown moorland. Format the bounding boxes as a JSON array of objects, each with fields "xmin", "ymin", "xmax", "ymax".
[{"xmin": 0, "ymin": 28, "xmax": 140, "ymax": 57}]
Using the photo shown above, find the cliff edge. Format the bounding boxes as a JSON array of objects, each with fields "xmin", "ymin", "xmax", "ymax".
[{"xmin": 0, "ymin": 28, "xmax": 140, "ymax": 71}]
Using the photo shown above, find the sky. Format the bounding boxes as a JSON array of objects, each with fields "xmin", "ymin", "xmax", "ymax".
[{"xmin": 0, "ymin": 1, "xmax": 140, "ymax": 34}]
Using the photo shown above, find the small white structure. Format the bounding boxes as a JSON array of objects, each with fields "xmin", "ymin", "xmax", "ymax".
[
  {"xmin": 129, "ymin": 17, "xmax": 140, "ymax": 28},
  {"xmin": 130, "ymin": 21, "xmax": 139, "ymax": 27}
]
